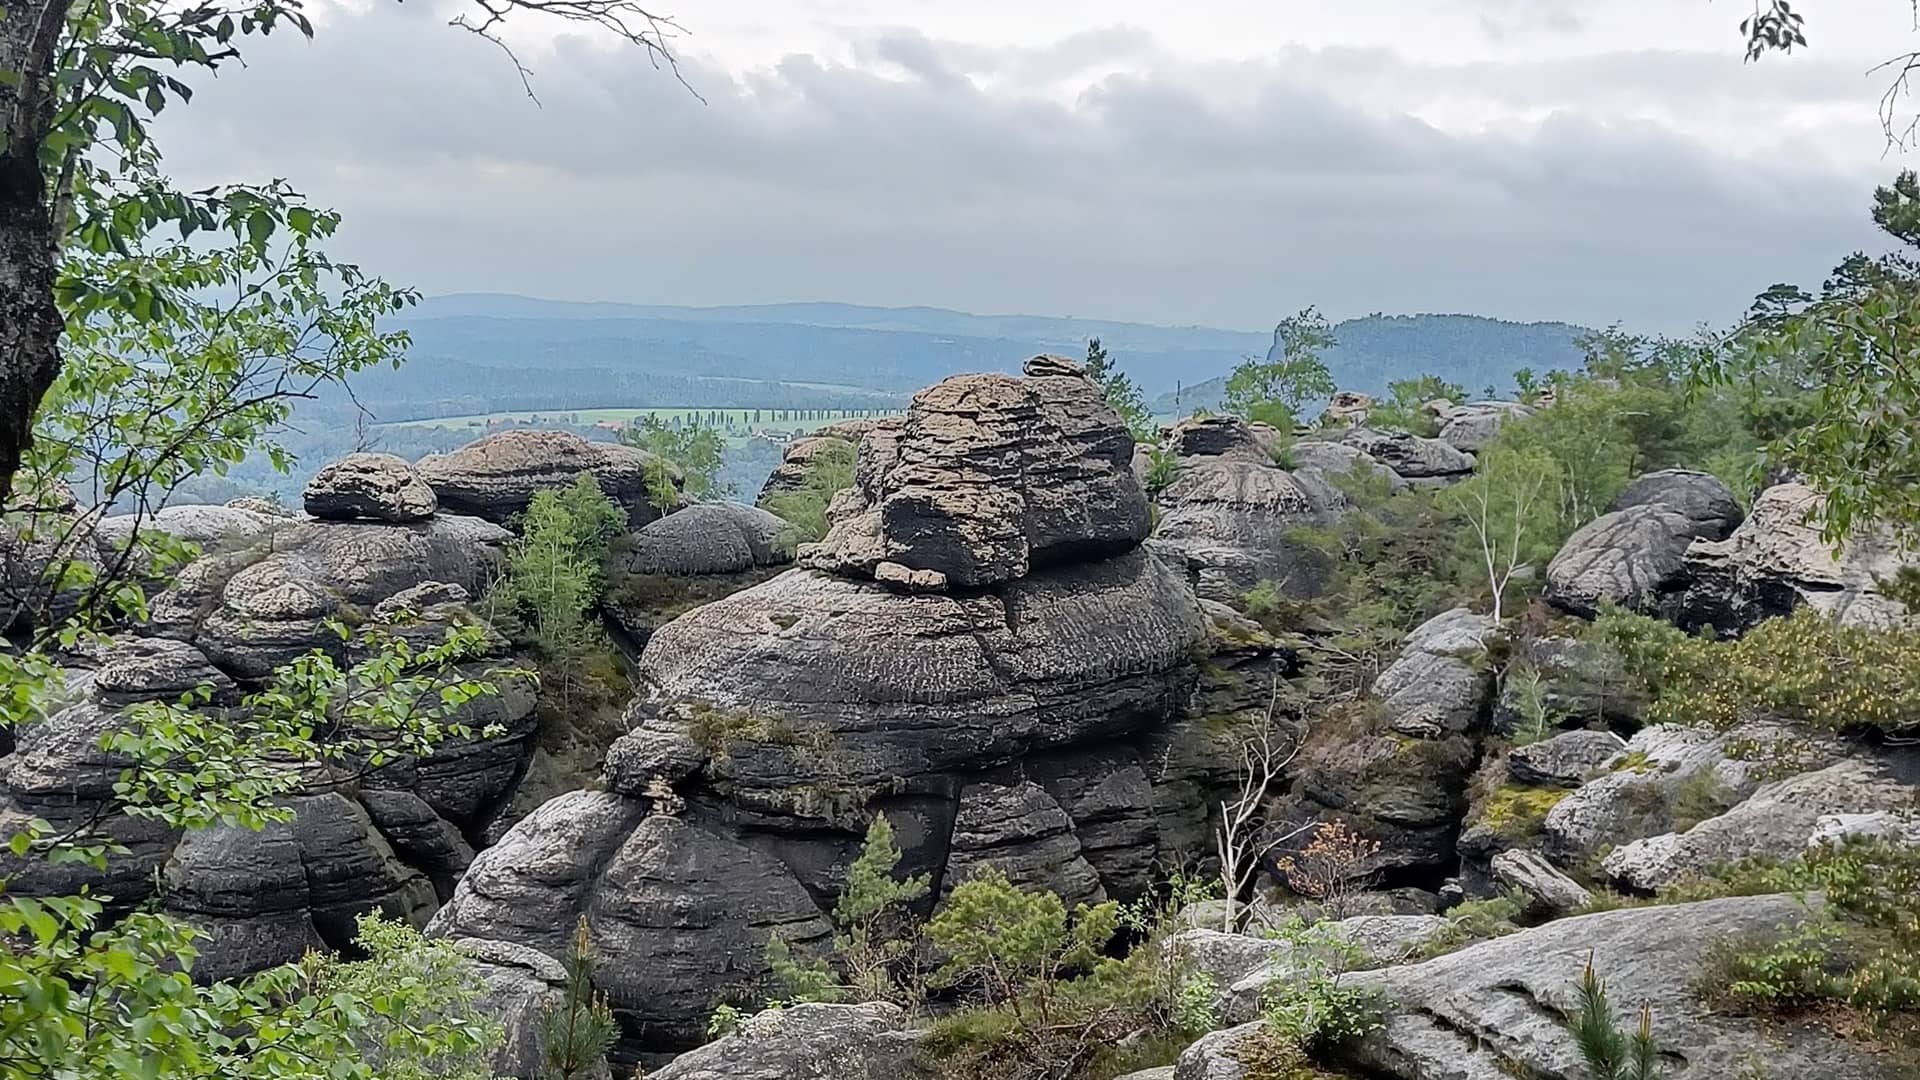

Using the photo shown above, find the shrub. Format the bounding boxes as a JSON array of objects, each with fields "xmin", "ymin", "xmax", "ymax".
[
  {"xmin": 1417, "ymin": 893, "xmax": 1525, "ymax": 958},
  {"xmin": 764, "ymin": 439, "xmax": 857, "ymax": 550},
  {"xmin": 537, "ymin": 918, "xmax": 618, "ymax": 1080},
  {"xmin": 622, "ymin": 415, "xmax": 727, "ymax": 503},
  {"xmin": 1505, "ymin": 662, "xmax": 1556, "ymax": 745},
  {"xmin": 1257, "ymin": 916, "xmax": 1382, "ymax": 1050},
  {"xmin": 302, "ymin": 914, "xmax": 505, "ymax": 1080},
  {"xmin": 490, "ymin": 474, "xmax": 628, "ymax": 685},
  {"xmin": 1593, "ymin": 606, "xmax": 1920, "ymax": 737},
  {"xmin": 832, "ymin": 813, "xmax": 932, "ymax": 1004}
]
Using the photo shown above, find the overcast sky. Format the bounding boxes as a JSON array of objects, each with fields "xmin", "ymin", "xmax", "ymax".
[{"xmin": 155, "ymin": 0, "xmax": 1920, "ymax": 331}]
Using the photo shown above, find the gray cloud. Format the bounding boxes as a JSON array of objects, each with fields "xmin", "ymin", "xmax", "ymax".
[{"xmin": 154, "ymin": 3, "xmax": 1893, "ymax": 332}]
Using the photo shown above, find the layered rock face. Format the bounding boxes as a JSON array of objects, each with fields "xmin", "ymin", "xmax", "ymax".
[
  {"xmin": 418, "ymin": 429, "xmax": 683, "ymax": 526},
  {"xmin": 1681, "ymin": 480, "xmax": 1919, "ymax": 631},
  {"xmin": 1544, "ymin": 469, "xmax": 1743, "ymax": 619},
  {"xmin": 1333, "ymin": 426, "xmax": 1475, "ymax": 486},
  {"xmin": 304, "ymin": 452, "xmax": 439, "ymax": 523},
  {"xmin": 1146, "ymin": 416, "xmax": 1397, "ymax": 603},
  {"xmin": 1433, "ymin": 400, "xmax": 1532, "ymax": 454},
  {"xmin": 433, "ymin": 358, "xmax": 1255, "ymax": 1052}
]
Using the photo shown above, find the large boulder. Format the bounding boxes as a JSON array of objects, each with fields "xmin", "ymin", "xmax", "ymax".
[
  {"xmin": 942, "ymin": 780, "xmax": 1106, "ymax": 907},
  {"xmin": 1332, "ymin": 895, "xmax": 1884, "ymax": 1080},
  {"xmin": 418, "ymin": 429, "xmax": 682, "ymax": 527},
  {"xmin": 798, "ymin": 355, "xmax": 1149, "ymax": 589},
  {"xmin": 617, "ymin": 502, "xmax": 792, "ymax": 577},
  {"xmin": 1681, "ymin": 481, "xmax": 1919, "ymax": 632},
  {"xmin": 304, "ymin": 452, "xmax": 438, "ymax": 523},
  {"xmin": 1600, "ymin": 758, "xmax": 1915, "ymax": 892},
  {"xmin": 1334, "ymin": 426, "xmax": 1475, "ymax": 485},
  {"xmin": 1435, "ymin": 400, "xmax": 1532, "ymax": 454},
  {"xmin": 453, "ymin": 938, "xmax": 574, "ymax": 1080},
  {"xmin": 649, "ymin": 1003, "xmax": 928, "ymax": 1080},
  {"xmin": 1370, "ymin": 608, "xmax": 1497, "ymax": 739},
  {"xmin": 1545, "ymin": 469, "xmax": 1742, "ymax": 619},
  {"xmin": 95, "ymin": 503, "xmax": 284, "ymax": 555}
]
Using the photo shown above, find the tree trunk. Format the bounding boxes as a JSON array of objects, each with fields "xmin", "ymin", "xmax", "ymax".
[{"xmin": 0, "ymin": 7, "xmax": 70, "ymax": 509}]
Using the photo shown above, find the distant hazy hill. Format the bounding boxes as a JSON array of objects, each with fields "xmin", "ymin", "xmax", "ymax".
[{"xmin": 356, "ymin": 295, "xmax": 1590, "ymax": 421}]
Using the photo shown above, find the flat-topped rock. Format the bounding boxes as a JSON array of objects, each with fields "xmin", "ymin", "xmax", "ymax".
[
  {"xmin": 799, "ymin": 356, "xmax": 1150, "ymax": 588},
  {"xmin": 304, "ymin": 452, "xmax": 438, "ymax": 523},
  {"xmin": 418, "ymin": 429, "xmax": 682, "ymax": 526},
  {"xmin": 618, "ymin": 502, "xmax": 792, "ymax": 577}
]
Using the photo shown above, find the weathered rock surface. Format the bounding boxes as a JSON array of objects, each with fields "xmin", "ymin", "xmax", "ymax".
[
  {"xmin": 943, "ymin": 780, "xmax": 1106, "ymax": 906},
  {"xmin": 757, "ymin": 435, "xmax": 857, "ymax": 503},
  {"xmin": 453, "ymin": 938, "xmax": 574, "ymax": 1080},
  {"xmin": 147, "ymin": 515, "xmax": 512, "ymax": 679},
  {"xmin": 649, "ymin": 1003, "xmax": 929, "ymax": 1080},
  {"xmin": 1545, "ymin": 506, "xmax": 1719, "ymax": 619},
  {"xmin": 1334, "ymin": 426, "xmax": 1475, "ymax": 484},
  {"xmin": 1200, "ymin": 915, "xmax": 1453, "ymax": 1024},
  {"xmin": 1435, "ymin": 400, "xmax": 1532, "ymax": 454},
  {"xmin": 418, "ymin": 429, "xmax": 682, "ymax": 526},
  {"xmin": 799, "ymin": 356, "xmax": 1149, "ymax": 588},
  {"xmin": 1371, "ymin": 608, "xmax": 1496, "ymax": 739},
  {"xmin": 1321, "ymin": 389, "xmax": 1374, "ymax": 428},
  {"xmin": 1610, "ymin": 469, "xmax": 1743, "ymax": 536},
  {"xmin": 1540, "ymin": 723, "xmax": 1792, "ymax": 867},
  {"xmin": 1147, "ymin": 416, "xmax": 1372, "ymax": 603},
  {"xmin": 303, "ymin": 452, "xmax": 438, "ymax": 523},
  {"xmin": 617, "ymin": 502, "xmax": 792, "ymax": 577},
  {"xmin": 1333, "ymin": 895, "xmax": 1883, "ymax": 1080},
  {"xmin": 1682, "ymin": 481, "xmax": 1919, "ymax": 632},
  {"xmin": 95, "ymin": 503, "xmax": 284, "ymax": 555},
  {"xmin": 1490, "ymin": 849, "xmax": 1593, "ymax": 915},
  {"xmin": 1601, "ymin": 758, "xmax": 1914, "ymax": 892},
  {"xmin": 1506, "ymin": 730, "xmax": 1625, "ymax": 788}
]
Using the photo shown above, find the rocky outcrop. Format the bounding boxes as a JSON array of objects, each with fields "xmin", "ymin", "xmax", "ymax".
[
  {"xmin": 799, "ymin": 356, "xmax": 1149, "ymax": 588},
  {"xmin": 649, "ymin": 1003, "xmax": 929, "ymax": 1080},
  {"xmin": 1681, "ymin": 481, "xmax": 1919, "ymax": 632},
  {"xmin": 453, "ymin": 938, "xmax": 574, "ymax": 1080},
  {"xmin": 1198, "ymin": 914, "xmax": 1453, "ymax": 1024},
  {"xmin": 1490, "ymin": 635, "xmax": 1643, "ymax": 737},
  {"xmin": 1146, "ymin": 416, "xmax": 1374, "ymax": 603},
  {"xmin": 1332, "ymin": 895, "xmax": 1883, "ymax": 1080},
  {"xmin": 1600, "ymin": 758, "xmax": 1914, "ymax": 892},
  {"xmin": 1544, "ymin": 470, "xmax": 1743, "ymax": 619},
  {"xmin": 1334, "ymin": 426, "xmax": 1475, "ymax": 486},
  {"xmin": 1435, "ymin": 400, "xmax": 1531, "ymax": 454},
  {"xmin": 617, "ymin": 502, "xmax": 791, "ymax": 578},
  {"xmin": 304, "ymin": 452, "xmax": 438, "ymax": 523},
  {"xmin": 435, "ymin": 360, "xmax": 1239, "ymax": 1055},
  {"xmin": 1489, "ymin": 849, "xmax": 1592, "ymax": 915},
  {"xmin": 1506, "ymin": 730, "xmax": 1624, "ymax": 788},
  {"xmin": 757, "ymin": 435, "xmax": 857, "ymax": 503},
  {"xmin": 1272, "ymin": 609, "xmax": 1494, "ymax": 886},
  {"xmin": 147, "ymin": 515, "xmax": 512, "ymax": 679},
  {"xmin": 0, "ymin": 629, "xmax": 536, "ymax": 982},
  {"xmin": 1320, "ymin": 390, "xmax": 1374, "ymax": 428},
  {"xmin": 418, "ymin": 429, "xmax": 683, "ymax": 527}
]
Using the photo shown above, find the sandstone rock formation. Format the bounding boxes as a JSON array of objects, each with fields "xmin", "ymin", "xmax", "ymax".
[
  {"xmin": 1330, "ymin": 895, "xmax": 1882, "ymax": 1080},
  {"xmin": 602, "ymin": 501, "xmax": 798, "ymax": 653},
  {"xmin": 1334, "ymin": 426, "xmax": 1475, "ymax": 486},
  {"xmin": 433, "ymin": 358, "xmax": 1258, "ymax": 1054},
  {"xmin": 1434, "ymin": 400, "xmax": 1532, "ymax": 454},
  {"xmin": 1681, "ymin": 481, "xmax": 1919, "ymax": 632},
  {"xmin": 304, "ymin": 452, "xmax": 439, "ymax": 523},
  {"xmin": 757, "ymin": 434, "xmax": 857, "ymax": 503},
  {"xmin": 1320, "ymin": 390, "xmax": 1373, "ymax": 427},
  {"xmin": 1544, "ymin": 471, "xmax": 1742, "ymax": 619},
  {"xmin": 649, "ymin": 1002, "xmax": 928, "ymax": 1080},
  {"xmin": 418, "ymin": 429, "xmax": 683, "ymax": 526},
  {"xmin": 1145, "ymin": 416, "xmax": 1379, "ymax": 603}
]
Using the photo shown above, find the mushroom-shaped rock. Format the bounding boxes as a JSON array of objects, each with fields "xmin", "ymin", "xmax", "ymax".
[
  {"xmin": 607, "ymin": 550, "xmax": 1206, "ymax": 810},
  {"xmin": 799, "ymin": 356, "xmax": 1150, "ymax": 588},
  {"xmin": 617, "ymin": 502, "xmax": 792, "ymax": 577},
  {"xmin": 1681, "ymin": 481, "xmax": 1918, "ymax": 632},
  {"xmin": 304, "ymin": 452, "xmax": 438, "ymax": 523},
  {"xmin": 418, "ymin": 429, "xmax": 682, "ymax": 526},
  {"xmin": 1334, "ymin": 426, "xmax": 1475, "ymax": 484}
]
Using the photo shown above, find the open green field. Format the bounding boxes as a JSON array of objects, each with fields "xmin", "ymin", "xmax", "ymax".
[{"xmin": 381, "ymin": 406, "xmax": 891, "ymax": 434}]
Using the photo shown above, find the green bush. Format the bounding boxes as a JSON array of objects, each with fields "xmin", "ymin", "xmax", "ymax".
[
  {"xmin": 764, "ymin": 439, "xmax": 857, "ymax": 550},
  {"xmin": 491, "ymin": 474, "xmax": 628, "ymax": 677},
  {"xmin": 622, "ymin": 414, "xmax": 727, "ymax": 503},
  {"xmin": 1257, "ymin": 917, "xmax": 1382, "ymax": 1050},
  {"xmin": 1592, "ymin": 607, "xmax": 1920, "ymax": 737}
]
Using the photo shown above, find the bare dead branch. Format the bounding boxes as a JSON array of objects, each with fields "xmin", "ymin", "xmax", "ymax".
[{"xmin": 449, "ymin": 0, "xmax": 706, "ymax": 105}]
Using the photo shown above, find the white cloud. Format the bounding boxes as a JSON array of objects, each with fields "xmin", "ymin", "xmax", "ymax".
[{"xmin": 150, "ymin": 0, "xmax": 1916, "ymax": 331}]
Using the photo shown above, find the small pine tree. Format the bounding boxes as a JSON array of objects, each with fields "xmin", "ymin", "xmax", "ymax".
[
  {"xmin": 538, "ymin": 918, "xmax": 618, "ymax": 1080},
  {"xmin": 1084, "ymin": 337, "xmax": 1157, "ymax": 441},
  {"xmin": 1569, "ymin": 954, "xmax": 1664, "ymax": 1080},
  {"xmin": 834, "ymin": 814, "xmax": 932, "ymax": 1003}
]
